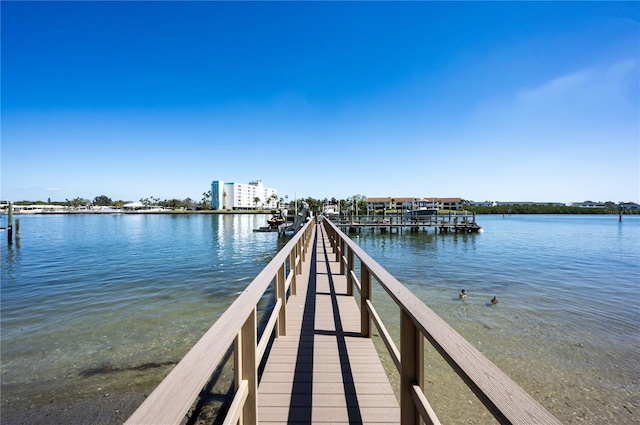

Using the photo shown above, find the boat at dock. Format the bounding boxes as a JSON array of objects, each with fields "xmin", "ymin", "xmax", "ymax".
[
  {"xmin": 266, "ymin": 212, "xmax": 287, "ymax": 228},
  {"xmin": 321, "ymin": 203, "xmax": 339, "ymax": 219},
  {"xmin": 255, "ymin": 205, "xmax": 310, "ymax": 234},
  {"xmin": 404, "ymin": 198, "xmax": 439, "ymax": 217}
]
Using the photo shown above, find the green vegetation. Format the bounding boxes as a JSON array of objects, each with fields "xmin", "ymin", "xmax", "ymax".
[
  {"xmin": 8, "ymin": 194, "xmax": 637, "ymax": 215},
  {"xmin": 466, "ymin": 204, "xmax": 638, "ymax": 215}
]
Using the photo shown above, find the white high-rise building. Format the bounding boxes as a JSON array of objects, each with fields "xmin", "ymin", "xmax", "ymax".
[{"xmin": 211, "ymin": 179, "xmax": 278, "ymax": 210}]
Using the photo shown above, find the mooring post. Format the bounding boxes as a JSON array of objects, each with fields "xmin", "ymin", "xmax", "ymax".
[
  {"xmin": 7, "ymin": 203, "xmax": 13, "ymax": 244},
  {"xmin": 15, "ymin": 219, "xmax": 20, "ymax": 241},
  {"xmin": 619, "ymin": 207, "xmax": 623, "ymax": 222}
]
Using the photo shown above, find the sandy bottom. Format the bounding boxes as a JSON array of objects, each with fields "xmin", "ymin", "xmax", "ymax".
[{"xmin": 1, "ymin": 391, "xmax": 147, "ymax": 425}]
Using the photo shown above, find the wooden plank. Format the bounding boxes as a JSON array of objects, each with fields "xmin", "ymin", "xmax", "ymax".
[
  {"xmin": 260, "ymin": 393, "xmax": 399, "ymax": 408},
  {"xmin": 259, "ymin": 224, "xmax": 400, "ymax": 425}
]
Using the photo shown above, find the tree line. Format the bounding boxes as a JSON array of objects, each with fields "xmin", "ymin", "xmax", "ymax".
[
  {"xmin": 10, "ymin": 194, "xmax": 635, "ymax": 215},
  {"xmin": 12, "ymin": 192, "xmax": 212, "ymax": 210},
  {"xmin": 11, "ymin": 193, "xmax": 370, "ymax": 212},
  {"xmin": 466, "ymin": 204, "xmax": 638, "ymax": 215}
]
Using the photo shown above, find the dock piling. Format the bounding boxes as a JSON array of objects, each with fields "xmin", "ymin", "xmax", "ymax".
[{"xmin": 7, "ymin": 203, "xmax": 13, "ymax": 244}]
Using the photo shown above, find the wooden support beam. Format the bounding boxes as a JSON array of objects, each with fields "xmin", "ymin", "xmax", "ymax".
[
  {"xmin": 288, "ymin": 249, "xmax": 297, "ymax": 295},
  {"xmin": 361, "ymin": 265, "xmax": 371, "ymax": 338},
  {"xmin": 400, "ymin": 310, "xmax": 424, "ymax": 425},
  {"xmin": 239, "ymin": 309, "xmax": 258, "ymax": 425},
  {"xmin": 276, "ymin": 263, "xmax": 286, "ymax": 337},
  {"xmin": 346, "ymin": 246, "xmax": 354, "ymax": 296}
]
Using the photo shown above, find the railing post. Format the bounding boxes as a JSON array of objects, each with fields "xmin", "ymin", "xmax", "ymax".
[
  {"xmin": 296, "ymin": 239, "xmax": 302, "ymax": 275},
  {"xmin": 346, "ymin": 246, "xmax": 354, "ymax": 296},
  {"xmin": 338, "ymin": 237, "xmax": 344, "ymax": 267},
  {"xmin": 235, "ymin": 308, "xmax": 258, "ymax": 425},
  {"xmin": 400, "ymin": 310, "xmax": 424, "ymax": 425},
  {"xmin": 301, "ymin": 228, "xmax": 307, "ymax": 263},
  {"xmin": 289, "ymin": 249, "xmax": 297, "ymax": 296},
  {"xmin": 276, "ymin": 263, "xmax": 287, "ymax": 336},
  {"xmin": 360, "ymin": 264, "xmax": 371, "ymax": 337}
]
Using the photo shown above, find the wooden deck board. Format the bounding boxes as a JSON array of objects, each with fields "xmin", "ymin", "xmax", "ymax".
[{"xmin": 258, "ymin": 225, "xmax": 400, "ymax": 424}]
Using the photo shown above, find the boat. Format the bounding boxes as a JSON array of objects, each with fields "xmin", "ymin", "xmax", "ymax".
[
  {"xmin": 266, "ymin": 208, "xmax": 290, "ymax": 229},
  {"xmin": 404, "ymin": 199, "xmax": 439, "ymax": 217},
  {"xmin": 322, "ymin": 203, "xmax": 339, "ymax": 220},
  {"xmin": 267, "ymin": 215, "xmax": 286, "ymax": 227}
]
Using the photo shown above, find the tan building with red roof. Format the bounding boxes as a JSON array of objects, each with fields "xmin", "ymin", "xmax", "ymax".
[{"xmin": 366, "ymin": 197, "xmax": 463, "ymax": 211}]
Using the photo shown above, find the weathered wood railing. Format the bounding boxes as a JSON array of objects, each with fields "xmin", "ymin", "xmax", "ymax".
[
  {"xmin": 322, "ymin": 217, "xmax": 561, "ymax": 425},
  {"xmin": 125, "ymin": 219, "xmax": 315, "ymax": 425}
]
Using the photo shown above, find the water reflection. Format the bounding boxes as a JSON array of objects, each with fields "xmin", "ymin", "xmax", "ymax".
[
  {"xmin": 1, "ymin": 242, "xmax": 20, "ymax": 282},
  {"xmin": 0, "ymin": 213, "xmax": 288, "ymax": 425}
]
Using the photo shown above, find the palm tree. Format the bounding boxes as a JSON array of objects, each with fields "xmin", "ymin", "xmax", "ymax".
[
  {"xmin": 269, "ymin": 193, "xmax": 278, "ymax": 208},
  {"xmin": 201, "ymin": 190, "xmax": 212, "ymax": 209}
]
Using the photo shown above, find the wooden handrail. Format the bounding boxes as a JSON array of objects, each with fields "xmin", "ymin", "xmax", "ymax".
[
  {"xmin": 126, "ymin": 219, "xmax": 315, "ymax": 425},
  {"xmin": 322, "ymin": 218, "xmax": 561, "ymax": 425}
]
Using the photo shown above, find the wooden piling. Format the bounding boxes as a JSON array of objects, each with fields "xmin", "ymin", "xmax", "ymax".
[{"xmin": 7, "ymin": 203, "xmax": 13, "ymax": 244}]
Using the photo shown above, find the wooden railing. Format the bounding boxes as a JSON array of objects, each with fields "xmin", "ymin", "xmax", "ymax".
[
  {"xmin": 322, "ymin": 218, "xmax": 561, "ymax": 425},
  {"xmin": 125, "ymin": 219, "xmax": 315, "ymax": 425}
]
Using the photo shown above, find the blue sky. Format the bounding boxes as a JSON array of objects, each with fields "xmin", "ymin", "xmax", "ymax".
[{"xmin": 2, "ymin": 1, "xmax": 638, "ymax": 204}]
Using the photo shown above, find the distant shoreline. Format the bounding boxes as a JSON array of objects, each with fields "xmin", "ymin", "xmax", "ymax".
[
  {"xmin": 1, "ymin": 209, "xmax": 637, "ymax": 216},
  {"xmin": 0, "ymin": 209, "xmax": 269, "ymax": 216}
]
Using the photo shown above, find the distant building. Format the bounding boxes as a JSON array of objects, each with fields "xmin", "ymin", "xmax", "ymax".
[
  {"xmin": 366, "ymin": 197, "xmax": 464, "ymax": 211},
  {"xmin": 495, "ymin": 201, "xmax": 566, "ymax": 207},
  {"xmin": 367, "ymin": 197, "xmax": 412, "ymax": 211},
  {"xmin": 438, "ymin": 197, "xmax": 464, "ymax": 210},
  {"xmin": 569, "ymin": 201, "xmax": 607, "ymax": 208},
  {"xmin": 466, "ymin": 200, "xmax": 497, "ymax": 207},
  {"xmin": 211, "ymin": 179, "xmax": 278, "ymax": 210},
  {"xmin": 569, "ymin": 201, "xmax": 640, "ymax": 210},
  {"xmin": 620, "ymin": 202, "xmax": 640, "ymax": 210}
]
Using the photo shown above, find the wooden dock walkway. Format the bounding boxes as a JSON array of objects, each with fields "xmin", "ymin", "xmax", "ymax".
[
  {"xmin": 126, "ymin": 218, "xmax": 561, "ymax": 425},
  {"xmin": 259, "ymin": 224, "xmax": 400, "ymax": 424}
]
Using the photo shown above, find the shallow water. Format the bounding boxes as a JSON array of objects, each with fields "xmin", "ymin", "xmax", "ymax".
[
  {"xmin": 1, "ymin": 213, "xmax": 638, "ymax": 423},
  {"xmin": 353, "ymin": 214, "xmax": 639, "ymax": 423},
  {"xmin": 0, "ymin": 214, "xmax": 285, "ymax": 424}
]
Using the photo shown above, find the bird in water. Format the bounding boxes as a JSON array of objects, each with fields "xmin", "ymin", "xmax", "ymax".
[
  {"xmin": 459, "ymin": 289, "xmax": 467, "ymax": 300},
  {"xmin": 491, "ymin": 296, "xmax": 499, "ymax": 305}
]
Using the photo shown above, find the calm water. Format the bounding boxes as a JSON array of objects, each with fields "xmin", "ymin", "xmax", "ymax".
[
  {"xmin": 352, "ymin": 214, "xmax": 639, "ymax": 424},
  {"xmin": 1, "ymin": 214, "xmax": 638, "ymax": 424}
]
